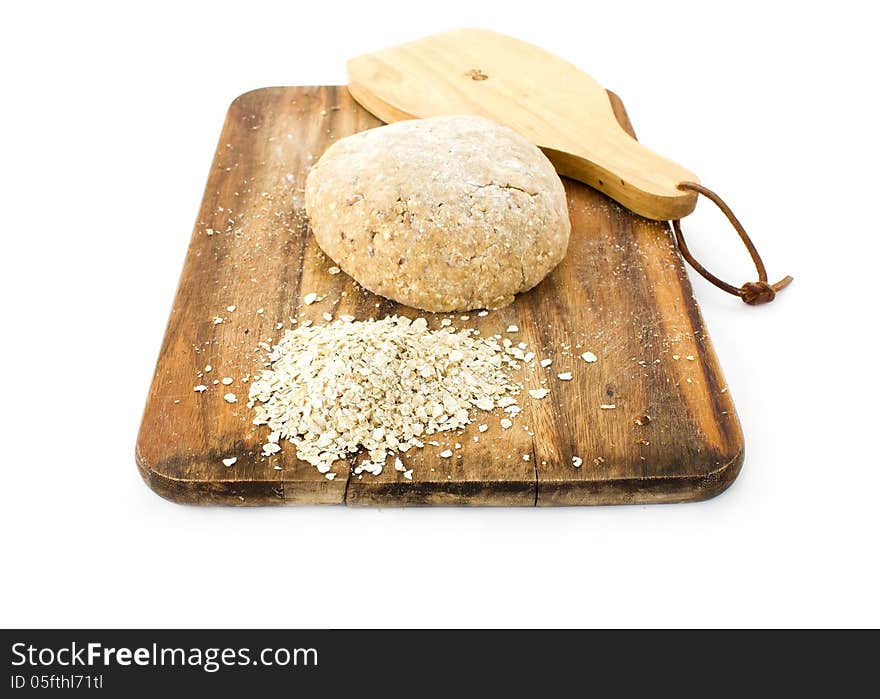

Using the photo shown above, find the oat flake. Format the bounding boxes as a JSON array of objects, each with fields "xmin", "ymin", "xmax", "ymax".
[{"xmin": 248, "ymin": 315, "xmax": 521, "ymax": 475}]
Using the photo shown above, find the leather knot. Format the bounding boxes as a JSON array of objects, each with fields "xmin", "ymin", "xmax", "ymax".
[{"xmin": 739, "ymin": 281, "xmax": 776, "ymax": 305}]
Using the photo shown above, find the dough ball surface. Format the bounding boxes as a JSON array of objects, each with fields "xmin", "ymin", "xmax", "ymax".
[{"xmin": 304, "ymin": 115, "xmax": 570, "ymax": 312}]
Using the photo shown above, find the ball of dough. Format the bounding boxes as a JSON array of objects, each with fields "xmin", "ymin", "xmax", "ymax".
[{"xmin": 304, "ymin": 115, "xmax": 570, "ymax": 312}]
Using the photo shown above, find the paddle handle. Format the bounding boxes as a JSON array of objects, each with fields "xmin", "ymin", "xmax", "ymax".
[{"xmin": 542, "ymin": 130, "xmax": 698, "ymax": 221}]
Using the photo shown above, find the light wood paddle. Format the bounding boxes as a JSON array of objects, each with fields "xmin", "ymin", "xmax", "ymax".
[
  {"xmin": 347, "ymin": 29, "xmax": 792, "ymax": 303},
  {"xmin": 348, "ymin": 28, "xmax": 697, "ymax": 221}
]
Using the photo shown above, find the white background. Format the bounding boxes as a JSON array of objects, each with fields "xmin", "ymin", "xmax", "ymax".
[{"xmin": 1, "ymin": 1, "xmax": 878, "ymax": 628}]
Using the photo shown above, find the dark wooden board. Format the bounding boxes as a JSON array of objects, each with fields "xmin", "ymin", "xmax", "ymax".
[{"xmin": 136, "ymin": 86, "xmax": 743, "ymax": 506}]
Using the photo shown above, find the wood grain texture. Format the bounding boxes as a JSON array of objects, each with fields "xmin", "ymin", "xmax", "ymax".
[
  {"xmin": 348, "ymin": 28, "xmax": 699, "ymax": 221},
  {"xmin": 136, "ymin": 85, "xmax": 743, "ymax": 507}
]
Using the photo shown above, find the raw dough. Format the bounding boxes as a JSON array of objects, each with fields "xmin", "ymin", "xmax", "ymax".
[{"xmin": 304, "ymin": 115, "xmax": 570, "ymax": 312}]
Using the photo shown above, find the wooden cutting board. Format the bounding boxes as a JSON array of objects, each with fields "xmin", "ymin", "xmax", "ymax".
[{"xmin": 136, "ymin": 85, "xmax": 743, "ymax": 506}]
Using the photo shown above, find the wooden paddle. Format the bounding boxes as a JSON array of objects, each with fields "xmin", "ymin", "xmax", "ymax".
[
  {"xmin": 348, "ymin": 28, "xmax": 792, "ymax": 303},
  {"xmin": 348, "ymin": 28, "xmax": 698, "ymax": 221}
]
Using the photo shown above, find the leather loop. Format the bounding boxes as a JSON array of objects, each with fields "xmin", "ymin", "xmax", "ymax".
[{"xmin": 672, "ymin": 182, "xmax": 792, "ymax": 305}]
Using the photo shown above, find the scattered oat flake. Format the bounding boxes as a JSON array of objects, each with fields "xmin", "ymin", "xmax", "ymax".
[
  {"xmin": 506, "ymin": 325, "xmax": 519, "ymax": 333},
  {"xmin": 439, "ymin": 449, "xmax": 453, "ymax": 458},
  {"xmin": 206, "ymin": 228, "xmax": 214, "ymax": 236},
  {"xmin": 223, "ymin": 393, "xmax": 237, "ymax": 403},
  {"xmin": 227, "ymin": 305, "xmax": 236, "ymax": 312},
  {"xmin": 581, "ymin": 351, "xmax": 598, "ymax": 363},
  {"xmin": 257, "ymin": 308, "xmax": 265, "ymax": 315},
  {"xmin": 523, "ymin": 454, "xmax": 530, "ymax": 461},
  {"xmin": 475, "ymin": 397, "xmax": 494, "ymax": 411},
  {"xmin": 325, "ymin": 472, "xmax": 336, "ymax": 480},
  {"xmin": 572, "ymin": 456, "xmax": 583, "ymax": 468},
  {"xmin": 540, "ymin": 358, "xmax": 552, "ymax": 368},
  {"xmin": 599, "ymin": 403, "xmax": 617, "ymax": 410},
  {"xmin": 686, "ymin": 355, "xmax": 695, "ymax": 361},
  {"xmin": 328, "ymin": 266, "xmax": 341, "ymax": 274},
  {"xmin": 322, "ymin": 312, "xmax": 333, "ymax": 322},
  {"xmin": 500, "ymin": 418, "xmax": 513, "ymax": 429},
  {"xmin": 262, "ymin": 443, "xmax": 281, "ymax": 455},
  {"xmin": 394, "ymin": 457, "xmax": 405, "ymax": 472},
  {"xmin": 193, "ymin": 385, "xmax": 207, "ymax": 393},
  {"xmin": 221, "ymin": 377, "xmax": 234, "ymax": 385},
  {"xmin": 478, "ymin": 424, "xmax": 488, "ymax": 433},
  {"xmin": 403, "ymin": 469, "xmax": 413, "ymax": 480},
  {"xmin": 528, "ymin": 388, "xmax": 550, "ymax": 400},
  {"xmin": 303, "ymin": 292, "xmax": 318, "ymax": 305},
  {"xmin": 557, "ymin": 372, "xmax": 573, "ymax": 381},
  {"xmin": 204, "ymin": 364, "xmax": 212, "ymax": 372},
  {"xmin": 213, "ymin": 317, "xmax": 224, "ymax": 324},
  {"xmin": 441, "ymin": 318, "xmax": 452, "ymax": 327},
  {"xmin": 478, "ymin": 311, "xmax": 489, "ymax": 317},
  {"xmin": 222, "ymin": 457, "xmax": 237, "ymax": 467}
]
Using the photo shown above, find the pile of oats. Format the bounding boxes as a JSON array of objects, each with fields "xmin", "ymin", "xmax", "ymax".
[{"xmin": 247, "ymin": 315, "xmax": 522, "ymax": 474}]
